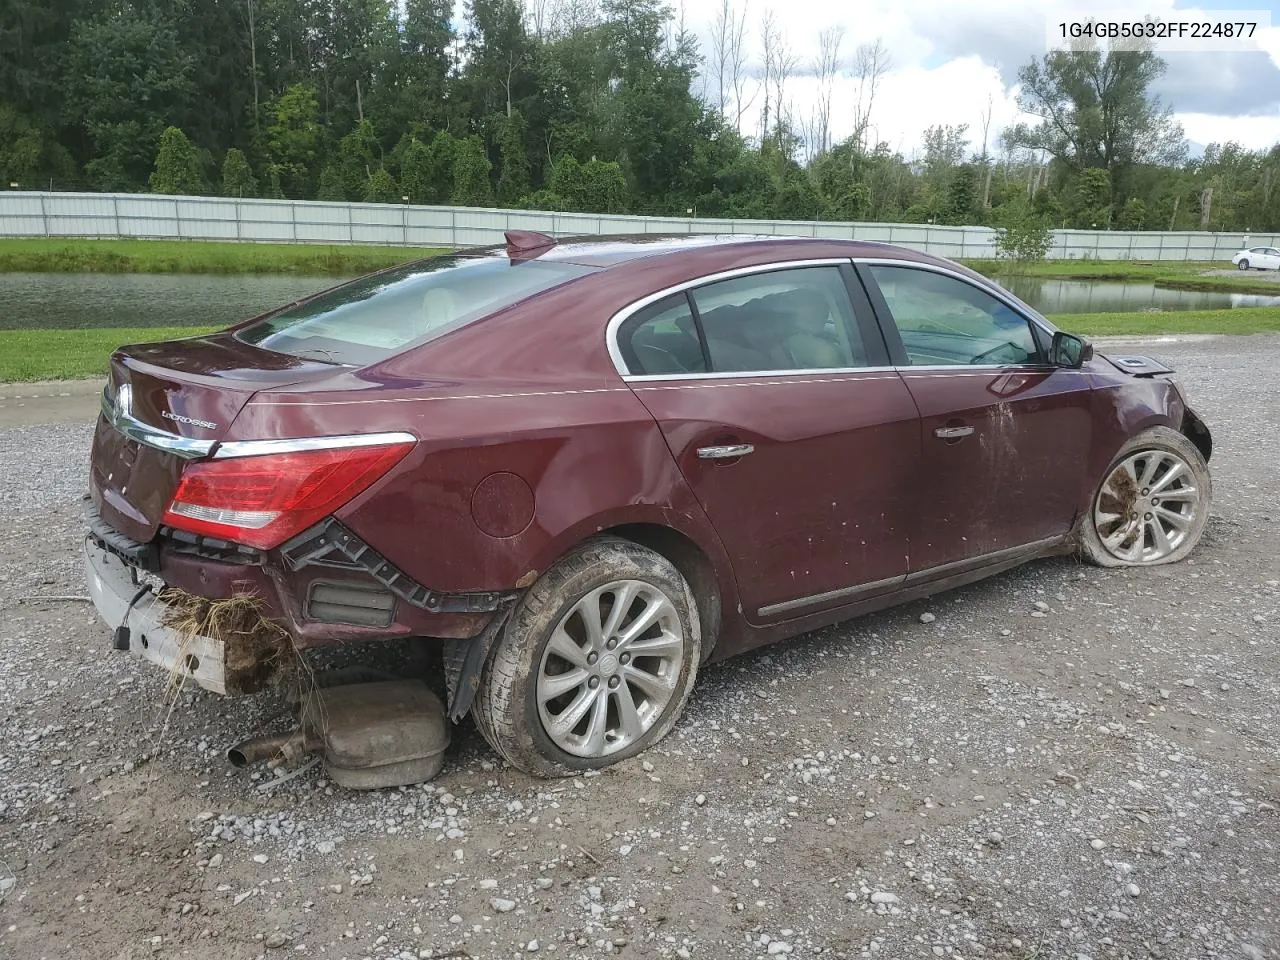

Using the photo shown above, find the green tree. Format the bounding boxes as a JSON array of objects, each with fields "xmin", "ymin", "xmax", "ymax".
[
  {"xmin": 398, "ymin": 136, "xmax": 433, "ymax": 203},
  {"xmin": 451, "ymin": 135, "xmax": 493, "ymax": 206},
  {"xmin": 363, "ymin": 167, "xmax": 400, "ymax": 202},
  {"xmin": 994, "ymin": 201, "xmax": 1054, "ymax": 263},
  {"xmin": 496, "ymin": 110, "xmax": 530, "ymax": 204},
  {"xmin": 263, "ymin": 83, "xmax": 322, "ymax": 199},
  {"xmin": 0, "ymin": 103, "xmax": 73, "ymax": 188},
  {"xmin": 1068, "ymin": 168, "xmax": 1112, "ymax": 228},
  {"xmin": 63, "ymin": 6, "xmax": 196, "ymax": 188},
  {"xmin": 943, "ymin": 164, "xmax": 978, "ymax": 225},
  {"xmin": 149, "ymin": 127, "xmax": 205, "ymax": 195},
  {"xmin": 1005, "ymin": 47, "xmax": 1185, "ymax": 199},
  {"xmin": 335, "ymin": 119, "xmax": 381, "ymax": 200},
  {"xmin": 423, "ymin": 130, "xmax": 458, "ymax": 202},
  {"xmin": 316, "ymin": 164, "xmax": 346, "ymax": 201},
  {"xmin": 1116, "ymin": 196, "xmax": 1146, "ymax": 230},
  {"xmin": 221, "ymin": 148, "xmax": 258, "ymax": 197}
]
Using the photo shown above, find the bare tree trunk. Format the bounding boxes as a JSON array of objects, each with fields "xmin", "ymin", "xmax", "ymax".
[
  {"xmin": 1200, "ymin": 185, "xmax": 1213, "ymax": 229},
  {"xmin": 852, "ymin": 39, "xmax": 889, "ymax": 157},
  {"xmin": 771, "ymin": 29, "xmax": 797, "ymax": 151},
  {"xmin": 710, "ymin": 0, "xmax": 731, "ymax": 115},
  {"xmin": 356, "ymin": 77, "xmax": 364, "ymax": 121},
  {"xmin": 814, "ymin": 25, "xmax": 844, "ymax": 156},
  {"xmin": 244, "ymin": 0, "xmax": 260, "ymax": 137},
  {"xmin": 759, "ymin": 10, "xmax": 776, "ymax": 144},
  {"xmin": 728, "ymin": 1, "xmax": 753, "ymax": 129},
  {"xmin": 1169, "ymin": 194, "xmax": 1180, "ymax": 230}
]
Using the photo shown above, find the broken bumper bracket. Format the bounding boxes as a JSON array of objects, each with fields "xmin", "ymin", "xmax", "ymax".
[{"xmin": 279, "ymin": 518, "xmax": 515, "ymax": 615}]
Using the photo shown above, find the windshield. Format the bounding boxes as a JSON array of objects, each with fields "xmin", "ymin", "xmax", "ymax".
[{"xmin": 235, "ymin": 255, "xmax": 597, "ymax": 366}]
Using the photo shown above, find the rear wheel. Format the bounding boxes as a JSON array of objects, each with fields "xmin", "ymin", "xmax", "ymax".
[
  {"xmin": 1238, "ymin": 258, "xmax": 1251, "ymax": 270},
  {"xmin": 1079, "ymin": 427, "xmax": 1211, "ymax": 568},
  {"xmin": 472, "ymin": 537, "xmax": 701, "ymax": 777}
]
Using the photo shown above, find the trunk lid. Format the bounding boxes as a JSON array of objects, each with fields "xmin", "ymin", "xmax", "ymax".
[{"xmin": 90, "ymin": 332, "xmax": 342, "ymax": 543}]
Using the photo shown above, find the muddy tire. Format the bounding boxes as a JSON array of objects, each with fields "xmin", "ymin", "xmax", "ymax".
[
  {"xmin": 472, "ymin": 536, "xmax": 701, "ymax": 777},
  {"xmin": 1238, "ymin": 259, "xmax": 1251, "ymax": 270},
  {"xmin": 1079, "ymin": 426, "xmax": 1211, "ymax": 568}
]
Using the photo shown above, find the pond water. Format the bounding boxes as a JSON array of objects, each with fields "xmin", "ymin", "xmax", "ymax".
[
  {"xmin": 0, "ymin": 272, "xmax": 349, "ymax": 330},
  {"xmin": 994, "ymin": 275, "xmax": 1280, "ymax": 315},
  {"xmin": 2, "ymin": 270, "xmax": 1279, "ymax": 331}
]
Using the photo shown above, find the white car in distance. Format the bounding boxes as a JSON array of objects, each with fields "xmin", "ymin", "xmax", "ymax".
[{"xmin": 1232, "ymin": 246, "xmax": 1280, "ymax": 270}]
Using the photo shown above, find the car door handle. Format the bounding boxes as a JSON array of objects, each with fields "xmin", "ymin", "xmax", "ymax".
[
  {"xmin": 697, "ymin": 443, "xmax": 755, "ymax": 460},
  {"xmin": 933, "ymin": 425, "xmax": 974, "ymax": 439}
]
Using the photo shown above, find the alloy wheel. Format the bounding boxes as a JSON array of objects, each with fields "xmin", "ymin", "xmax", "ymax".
[
  {"xmin": 536, "ymin": 579, "xmax": 685, "ymax": 758},
  {"xmin": 1094, "ymin": 449, "xmax": 1203, "ymax": 563}
]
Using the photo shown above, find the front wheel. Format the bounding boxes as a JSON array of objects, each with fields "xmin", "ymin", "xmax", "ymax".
[
  {"xmin": 1079, "ymin": 427, "xmax": 1211, "ymax": 568},
  {"xmin": 472, "ymin": 537, "xmax": 701, "ymax": 777},
  {"xmin": 1238, "ymin": 259, "xmax": 1250, "ymax": 270}
]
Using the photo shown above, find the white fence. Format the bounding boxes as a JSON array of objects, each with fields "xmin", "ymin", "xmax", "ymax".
[{"xmin": 1, "ymin": 191, "xmax": 1275, "ymax": 262}]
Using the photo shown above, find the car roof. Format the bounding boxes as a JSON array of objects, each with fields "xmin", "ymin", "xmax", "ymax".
[{"xmin": 461, "ymin": 233, "xmax": 948, "ymax": 270}]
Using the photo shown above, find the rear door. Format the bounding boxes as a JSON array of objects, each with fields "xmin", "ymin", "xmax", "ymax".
[
  {"xmin": 616, "ymin": 262, "xmax": 921, "ymax": 623},
  {"xmin": 856, "ymin": 261, "xmax": 1094, "ymax": 574}
]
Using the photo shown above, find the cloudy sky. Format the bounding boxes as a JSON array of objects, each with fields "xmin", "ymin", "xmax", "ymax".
[{"xmin": 675, "ymin": 0, "xmax": 1280, "ymax": 159}]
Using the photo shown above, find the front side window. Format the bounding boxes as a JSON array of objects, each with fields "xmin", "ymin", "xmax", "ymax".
[
  {"xmin": 237, "ymin": 255, "xmax": 596, "ymax": 366},
  {"xmin": 867, "ymin": 265, "xmax": 1041, "ymax": 367},
  {"xmin": 689, "ymin": 266, "xmax": 868, "ymax": 373}
]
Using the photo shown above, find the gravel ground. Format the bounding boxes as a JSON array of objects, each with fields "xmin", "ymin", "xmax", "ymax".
[
  {"xmin": 1, "ymin": 336, "xmax": 1278, "ymax": 960},
  {"xmin": 1199, "ymin": 269, "xmax": 1280, "ymax": 283}
]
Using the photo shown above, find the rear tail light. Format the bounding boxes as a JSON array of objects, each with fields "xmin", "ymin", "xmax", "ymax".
[{"xmin": 162, "ymin": 438, "xmax": 414, "ymax": 550}]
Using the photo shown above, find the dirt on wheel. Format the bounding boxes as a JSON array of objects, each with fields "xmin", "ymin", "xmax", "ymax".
[{"xmin": 1, "ymin": 334, "xmax": 1278, "ymax": 960}]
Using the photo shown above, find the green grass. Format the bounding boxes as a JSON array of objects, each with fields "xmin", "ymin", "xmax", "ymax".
[
  {"xmin": 1050, "ymin": 306, "xmax": 1280, "ymax": 337},
  {"xmin": 963, "ymin": 258, "xmax": 1280, "ymax": 296},
  {"xmin": 0, "ymin": 238, "xmax": 436, "ymax": 275},
  {"xmin": 0, "ymin": 326, "xmax": 217, "ymax": 381},
  {"xmin": 4, "ymin": 308, "xmax": 1279, "ymax": 382}
]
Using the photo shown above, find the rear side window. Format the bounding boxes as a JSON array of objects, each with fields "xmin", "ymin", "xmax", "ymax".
[
  {"xmin": 690, "ymin": 266, "xmax": 868, "ymax": 373},
  {"xmin": 617, "ymin": 294, "xmax": 708, "ymax": 375},
  {"xmin": 236, "ymin": 255, "xmax": 596, "ymax": 366}
]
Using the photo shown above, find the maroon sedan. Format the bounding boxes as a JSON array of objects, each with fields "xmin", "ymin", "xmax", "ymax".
[{"xmin": 85, "ymin": 233, "xmax": 1213, "ymax": 777}]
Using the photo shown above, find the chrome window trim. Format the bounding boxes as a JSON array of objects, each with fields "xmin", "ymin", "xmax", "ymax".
[
  {"xmin": 623, "ymin": 365, "xmax": 898, "ymax": 383},
  {"xmin": 605, "ymin": 255, "xmax": 1063, "ymax": 382},
  {"xmin": 212, "ymin": 432, "xmax": 418, "ymax": 459},
  {"xmin": 605, "ymin": 258, "xmax": 858, "ymax": 380},
  {"xmin": 100, "ymin": 387, "xmax": 215, "ymax": 460}
]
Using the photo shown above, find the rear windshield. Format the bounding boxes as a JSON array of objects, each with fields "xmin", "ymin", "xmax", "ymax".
[{"xmin": 235, "ymin": 254, "xmax": 596, "ymax": 366}]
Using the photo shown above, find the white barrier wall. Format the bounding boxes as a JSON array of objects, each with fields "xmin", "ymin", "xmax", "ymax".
[{"xmin": 1, "ymin": 191, "xmax": 1274, "ymax": 261}]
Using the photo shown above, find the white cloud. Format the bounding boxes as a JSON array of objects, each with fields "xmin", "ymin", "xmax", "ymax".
[{"xmin": 678, "ymin": 0, "xmax": 1280, "ymax": 154}]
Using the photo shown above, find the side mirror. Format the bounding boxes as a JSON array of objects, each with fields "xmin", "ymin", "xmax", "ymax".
[{"xmin": 1050, "ymin": 331, "xmax": 1093, "ymax": 369}]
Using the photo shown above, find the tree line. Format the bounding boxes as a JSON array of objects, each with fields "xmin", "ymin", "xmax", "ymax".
[{"xmin": 3, "ymin": 0, "xmax": 1280, "ymax": 233}]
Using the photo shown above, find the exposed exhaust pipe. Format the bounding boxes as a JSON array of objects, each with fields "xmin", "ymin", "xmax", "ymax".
[{"xmin": 226, "ymin": 730, "xmax": 312, "ymax": 768}]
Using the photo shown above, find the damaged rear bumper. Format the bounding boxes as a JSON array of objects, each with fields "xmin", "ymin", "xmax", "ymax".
[
  {"xmin": 83, "ymin": 498, "xmax": 521, "ymax": 711},
  {"xmin": 84, "ymin": 540, "xmax": 231, "ymax": 694}
]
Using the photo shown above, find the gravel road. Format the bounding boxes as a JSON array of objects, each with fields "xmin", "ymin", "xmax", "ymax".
[
  {"xmin": 1, "ymin": 336, "xmax": 1278, "ymax": 960},
  {"xmin": 1199, "ymin": 268, "xmax": 1280, "ymax": 283}
]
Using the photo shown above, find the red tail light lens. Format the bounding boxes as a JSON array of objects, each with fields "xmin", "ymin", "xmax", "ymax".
[{"xmin": 162, "ymin": 440, "xmax": 414, "ymax": 550}]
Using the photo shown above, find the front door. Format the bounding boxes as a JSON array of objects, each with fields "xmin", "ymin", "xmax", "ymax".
[
  {"xmin": 616, "ymin": 263, "xmax": 920, "ymax": 622},
  {"xmin": 858, "ymin": 262, "xmax": 1095, "ymax": 573}
]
